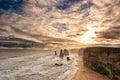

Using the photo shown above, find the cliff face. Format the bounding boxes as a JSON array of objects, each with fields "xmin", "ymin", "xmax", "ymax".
[{"xmin": 83, "ymin": 47, "xmax": 120, "ymax": 80}]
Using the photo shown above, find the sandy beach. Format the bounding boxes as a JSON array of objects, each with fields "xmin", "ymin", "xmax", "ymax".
[{"xmin": 72, "ymin": 56, "xmax": 110, "ymax": 80}]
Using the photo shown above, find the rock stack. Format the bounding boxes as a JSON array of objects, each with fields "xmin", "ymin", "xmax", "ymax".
[
  {"xmin": 59, "ymin": 49, "xmax": 69, "ymax": 58},
  {"xmin": 54, "ymin": 49, "xmax": 71, "ymax": 66},
  {"xmin": 63, "ymin": 49, "xmax": 69, "ymax": 56},
  {"xmin": 67, "ymin": 57, "xmax": 70, "ymax": 61},
  {"xmin": 55, "ymin": 51, "xmax": 57, "ymax": 56},
  {"xmin": 59, "ymin": 49, "xmax": 64, "ymax": 58}
]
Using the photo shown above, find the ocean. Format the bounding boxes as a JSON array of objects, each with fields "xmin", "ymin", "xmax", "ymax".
[{"xmin": 0, "ymin": 49, "xmax": 78, "ymax": 80}]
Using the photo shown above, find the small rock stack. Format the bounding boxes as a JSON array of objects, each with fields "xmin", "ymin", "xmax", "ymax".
[
  {"xmin": 63, "ymin": 49, "xmax": 69, "ymax": 56},
  {"xmin": 59, "ymin": 49, "xmax": 70, "ymax": 59},
  {"xmin": 55, "ymin": 51, "xmax": 57, "ymax": 56},
  {"xmin": 59, "ymin": 49, "xmax": 64, "ymax": 58},
  {"xmin": 54, "ymin": 49, "xmax": 70, "ymax": 59}
]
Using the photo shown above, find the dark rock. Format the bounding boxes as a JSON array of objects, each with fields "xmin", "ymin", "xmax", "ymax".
[
  {"xmin": 83, "ymin": 47, "xmax": 120, "ymax": 80},
  {"xmin": 64, "ymin": 49, "xmax": 69, "ymax": 56},
  {"xmin": 55, "ymin": 51, "xmax": 57, "ymax": 56},
  {"xmin": 67, "ymin": 57, "xmax": 70, "ymax": 61},
  {"xmin": 54, "ymin": 63, "xmax": 63, "ymax": 66},
  {"xmin": 59, "ymin": 49, "xmax": 64, "ymax": 58}
]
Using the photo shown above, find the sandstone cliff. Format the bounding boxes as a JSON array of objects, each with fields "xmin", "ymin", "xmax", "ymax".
[{"xmin": 83, "ymin": 47, "xmax": 120, "ymax": 80}]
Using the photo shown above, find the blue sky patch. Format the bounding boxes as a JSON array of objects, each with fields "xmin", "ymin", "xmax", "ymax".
[
  {"xmin": 56, "ymin": 0, "xmax": 81, "ymax": 10},
  {"xmin": 0, "ymin": 0, "xmax": 24, "ymax": 15}
]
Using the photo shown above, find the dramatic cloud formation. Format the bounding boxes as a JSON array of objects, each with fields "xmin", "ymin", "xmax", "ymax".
[{"xmin": 0, "ymin": 0, "xmax": 120, "ymax": 49}]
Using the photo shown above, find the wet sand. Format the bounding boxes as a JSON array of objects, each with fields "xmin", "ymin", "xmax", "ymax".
[{"xmin": 72, "ymin": 56, "xmax": 110, "ymax": 80}]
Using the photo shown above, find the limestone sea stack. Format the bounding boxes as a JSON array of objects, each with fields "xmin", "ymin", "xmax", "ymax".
[
  {"xmin": 64, "ymin": 49, "xmax": 69, "ymax": 56},
  {"xmin": 55, "ymin": 51, "xmax": 57, "ymax": 56},
  {"xmin": 59, "ymin": 49, "xmax": 64, "ymax": 58}
]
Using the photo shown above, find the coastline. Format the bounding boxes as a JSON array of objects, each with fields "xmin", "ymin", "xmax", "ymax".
[
  {"xmin": 72, "ymin": 56, "xmax": 110, "ymax": 80},
  {"xmin": 71, "ymin": 55, "xmax": 81, "ymax": 80},
  {"xmin": 65, "ymin": 54, "xmax": 79, "ymax": 80}
]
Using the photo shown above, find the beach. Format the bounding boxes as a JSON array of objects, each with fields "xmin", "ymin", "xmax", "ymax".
[{"xmin": 72, "ymin": 56, "xmax": 110, "ymax": 80}]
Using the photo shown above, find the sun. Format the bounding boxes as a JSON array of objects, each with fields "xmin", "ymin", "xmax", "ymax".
[{"xmin": 80, "ymin": 22, "xmax": 99, "ymax": 44}]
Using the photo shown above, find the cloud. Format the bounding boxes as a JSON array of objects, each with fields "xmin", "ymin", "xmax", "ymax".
[
  {"xmin": 0, "ymin": 0, "xmax": 120, "ymax": 49},
  {"xmin": 89, "ymin": 0, "xmax": 120, "ymax": 45},
  {"xmin": 97, "ymin": 26, "xmax": 120, "ymax": 39},
  {"xmin": 56, "ymin": 0, "xmax": 81, "ymax": 10}
]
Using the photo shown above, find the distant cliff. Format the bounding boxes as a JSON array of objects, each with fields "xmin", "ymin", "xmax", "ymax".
[{"xmin": 83, "ymin": 47, "xmax": 120, "ymax": 80}]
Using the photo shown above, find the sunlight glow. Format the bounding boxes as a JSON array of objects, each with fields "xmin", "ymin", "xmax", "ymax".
[{"xmin": 80, "ymin": 22, "xmax": 99, "ymax": 44}]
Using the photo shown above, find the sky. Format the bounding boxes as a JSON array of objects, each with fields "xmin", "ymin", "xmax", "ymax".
[{"xmin": 0, "ymin": 0, "xmax": 120, "ymax": 49}]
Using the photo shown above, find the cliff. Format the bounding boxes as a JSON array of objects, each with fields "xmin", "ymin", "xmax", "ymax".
[{"xmin": 83, "ymin": 47, "xmax": 120, "ymax": 80}]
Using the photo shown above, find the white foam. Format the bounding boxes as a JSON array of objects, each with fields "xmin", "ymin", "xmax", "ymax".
[{"xmin": 0, "ymin": 52, "xmax": 78, "ymax": 80}]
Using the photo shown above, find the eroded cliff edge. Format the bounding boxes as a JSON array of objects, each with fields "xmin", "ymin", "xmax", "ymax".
[{"xmin": 83, "ymin": 47, "xmax": 120, "ymax": 80}]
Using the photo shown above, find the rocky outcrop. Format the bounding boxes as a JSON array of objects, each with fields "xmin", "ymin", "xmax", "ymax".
[
  {"xmin": 83, "ymin": 47, "xmax": 120, "ymax": 80},
  {"xmin": 63, "ymin": 49, "xmax": 69, "ymax": 56},
  {"xmin": 59, "ymin": 49, "xmax": 64, "ymax": 58},
  {"xmin": 55, "ymin": 51, "xmax": 57, "ymax": 56},
  {"xmin": 58, "ymin": 49, "xmax": 69, "ymax": 58}
]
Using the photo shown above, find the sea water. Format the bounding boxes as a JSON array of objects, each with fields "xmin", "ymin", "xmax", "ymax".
[{"xmin": 0, "ymin": 49, "xmax": 78, "ymax": 80}]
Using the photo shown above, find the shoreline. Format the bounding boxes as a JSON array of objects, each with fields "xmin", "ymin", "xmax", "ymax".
[
  {"xmin": 66, "ymin": 55, "xmax": 79, "ymax": 80},
  {"xmin": 71, "ymin": 55, "xmax": 81, "ymax": 80},
  {"xmin": 71, "ymin": 56, "xmax": 110, "ymax": 80}
]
